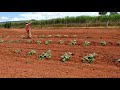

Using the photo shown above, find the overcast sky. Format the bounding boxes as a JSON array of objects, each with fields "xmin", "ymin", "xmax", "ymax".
[{"xmin": 0, "ymin": 12, "xmax": 102, "ymax": 22}]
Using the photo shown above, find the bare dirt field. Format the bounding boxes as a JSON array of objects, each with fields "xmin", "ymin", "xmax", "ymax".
[{"xmin": 0, "ymin": 28, "xmax": 120, "ymax": 78}]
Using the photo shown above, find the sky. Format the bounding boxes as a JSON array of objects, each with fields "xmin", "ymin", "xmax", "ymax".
[{"xmin": 0, "ymin": 12, "xmax": 102, "ymax": 22}]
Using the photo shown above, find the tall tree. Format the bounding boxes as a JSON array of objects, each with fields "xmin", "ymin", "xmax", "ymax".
[
  {"xmin": 99, "ymin": 12, "xmax": 107, "ymax": 15},
  {"xmin": 99, "ymin": 12, "xmax": 118, "ymax": 15}
]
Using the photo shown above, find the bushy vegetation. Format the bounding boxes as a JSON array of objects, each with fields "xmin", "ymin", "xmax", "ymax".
[
  {"xmin": 68, "ymin": 40, "xmax": 77, "ymax": 46},
  {"xmin": 100, "ymin": 41, "xmax": 107, "ymax": 46},
  {"xmin": 27, "ymin": 50, "xmax": 36, "ymax": 55},
  {"xmin": 38, "ymin": 50, "xmax": 52, "ymax": 60},
  {"xmin": 15, "ymin": 49, "xmax": 22, "ymax": 54},
  {"xmin": 82, "ymin": 53, "xmax": 97, "ymax": 63},
  {"xmin": 61, "ymin": 52, "xmax": 73, "ymax": 62},
  {"xmin": 4, "ymin": 22, "xmax": 12, "ymax": 29},
  {"xmin": 1, "ymin": 14, "xmax": 120, "ymax": 28},
  {"xmin": 0, "ymin": 39, "xmax": 4, "ymax": 43},
  {"xmin": 83, "ymin": 41, "xmax": 91, "ymax": 46}
]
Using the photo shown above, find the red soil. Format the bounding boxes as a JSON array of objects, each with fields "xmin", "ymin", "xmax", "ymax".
[{"xmin": 0, "ymin": 28, "xmax": 120, "ymax": 78}]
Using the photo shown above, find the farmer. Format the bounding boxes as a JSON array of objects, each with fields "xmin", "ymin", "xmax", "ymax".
[{"xmin": 25, "ymin": 22, "xmax": 32, "ymax": 39}]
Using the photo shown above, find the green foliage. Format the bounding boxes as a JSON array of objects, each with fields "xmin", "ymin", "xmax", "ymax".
[
  {"xmin": 83, "ymin": 41, "xmax": 91, "ymax": 46},
  {"xmin": 38, "ymin": 50, "xmax": 52, "ymax": 60},
  {"xmin": 4, "ymin": 22, "xmax": 12, "ymax": 29},
  {"xmin": 0, "ymin": 36, "xmax": 4, "ymax": 38},
  {"xmin": 63, "ymin": 35, "xmax": 69, "ymax": 38},
  {"xmin": 36, "ymin": 41, "xmax": 41, "ymax": 44},
  {"xmin": 100, "ymin": 41, "xmax": 107, "ymax": 46},
  {"xmin": 0, "ymin": 39, "xmax": 4, "ymax": 43},
  {"xmin": 38, "ymin": 35, "xmax": 46, "ymax": 38},
  {"xmin": 58, "ymin": 40, "xmax": 64, "ymax": 44},
  {"xmin": 45, "ymin": 40, "xmax": 52, "ymax": 45},
  {"xmin": 6, "ymin": 36, "xmax": 10, "ymax": 38},
  {"xmin": 8, "ymin": 40, "xmax": 14, "ymax": 43},
  {"xmin": 15, "ymin": 40, "xmax": 20, "ymax": 43},
  {"xmin": 110, "ymin": 12, "xmax": 118, "ymax": 15},
  {"xmin": 27, "ymin": 50, "xmax": 36, "ymax": 55},
  {"xmin": 117, "ymin": 41, "xmax": 120, "ymax": 46},
  {"xmin": 117, "ymin": 59, "xmax": 120, "ymax": 63},
  {"xmin": 55, "ymin": 34, "xmax": 62, "ymax": 38},
  {"xmin": 99, "ymin": 12, "xmax": 107, "ymax": 15},
  {"xmin": 1, "ymin": 13, "xmax": 120, "ymax": 28},
  {"xmin": 26, "ymin": 40, "xmax": 32, "ymax": 44},
  {"xmin": 15, "ymin": 49, "xmax": 22, "ymax": 54},
  {"xmin": 82, "ymin": 53, "xmax": 97, "ymax": 63},
  {"xmin": 72, "ymin": 35, "xmax": 77, "ymax": 38},
  {"xmin": 20, "ymin": 35, "xmax": 25, "ymax": 39},
  {"xmin": 69, "ymin": 40, "xmax": 77, "ymax": 45},
  {"xmin": 47, "ymin": 35, "xmax": 52, "ymax": 38},
  {"xmin": 61, "ymin": 52, "xmax": 72, "ymax": 62}
]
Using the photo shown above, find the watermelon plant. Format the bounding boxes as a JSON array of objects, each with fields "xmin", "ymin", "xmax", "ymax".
[
  {"xmin": 82, "ymin": 53, "xmax": 97, "ymax": 63},
  {"xmin": 26, "ymin": 40, "xmax": 32, "ymax": 44},
  {"xmin": 55, "ymin": 34, "xmax": 62, "ymax": 38},
  {"xmin": 0, "ymin": 39, "xmax": 4, "ymax": 43},
  {"xmin": 100, "ymin": 41, "xmax": 107, "ymax": 46},
  {"xmin": 58, "ymin": 40, "xmax": 64, "ymax": 44},
  {"xmin": 27, "ymin": 50, "xmax": 36, "ymax": 55},
  {"xmin": 117, "ymin": 41, "xmax": 120, "ymax": 46},
  {"xmin": 15, "ymin": 49, "xmax": 22, "ymax": 54},
  {"xmin": 38, "ymin": 50, "xmax": 52, "ymax": 60},
  {"xmin": 36, "ymin": 41, "xmax": 42, "ymax": 44},
  {"xmin": 61, "ymin": 52, "xmax": 73, "ymax": 62},
  {"xmin": 0, "ymin": 36, "xmax": 4, "ymax": 38},
  {"xmin": 72, "ymin": 35, "xmax": 77, "ymax": 38},
  {"xmin": 68, "ymin": 40, "xmax": 77, "ymax": 46},
  {"xmin": 38, "ymin": 35, "xmax": 46, "ymax": 38},
  {"xmin": 63, "ymin": 35, "xmax": 69, "ymax": 38},
  {"xmin": 20, "ymin": 35, "xmax": 25, "ymax": 39},
  {"xmin": 8, "ymin": 40, "xmax": 14, "ymax": 43},
  {"xmin": 83, "ymin": 41, "xmax": 91, "ymax": 46},
  {"xmin": 15, "ymin": 40, "xmax": 20, "ymax": 43},
  {"xmin": 45, "ymin": 40, "xmax": 52, "ymax": 45},
  {"xmin": 47, "ymin": 35, "xmax": 52, "ymax": 38}
]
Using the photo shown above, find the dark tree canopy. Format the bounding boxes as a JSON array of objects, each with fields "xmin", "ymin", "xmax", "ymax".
[
  {"xmin": 99, "ymin": 12, "xmax": 107, "ymax": 15},
  {"xmin": 99, "ymin": 12, "xmax": 118, "ymax": 15}
]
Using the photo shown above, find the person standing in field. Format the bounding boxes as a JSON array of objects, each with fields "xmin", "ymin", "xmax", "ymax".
[{"xmin": 25, "ymin": 22, "xmax": 32, "ymax": 39}]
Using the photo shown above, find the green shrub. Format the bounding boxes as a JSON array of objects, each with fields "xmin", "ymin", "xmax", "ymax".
[
  {"xmin": 58, "ymin": 40, "xmax": 64, "ymax": 44},
  {"xmin": 69, "ymin": 40, "xmax": 77, "ymax": 45},
  {"xmin": 27, "ymin": 50, "xmax": 36, "ymax": 55},
  {"xmin": 100, "ymin": 41, "xmax": 107, "ymax": 46},
  {"xmin": 117, "ymin": 41, "xmax": 120, "ymax": 46},
  {"xmin": 82, "ymin": 53, "xmax": 97, "ymax": 63},
  {"xmin": 83, "ymin": 41, "xmax": 91, "ymax": 46},
  {"xmin": 15, "ymin": 49, "xmax": 22, "ymax": 54},
  {"xmin": 26, "ymin": 40, "xmax": 32, "ymax": 44},
  {"xmin": 61, "ymin": 52, "xmax": 72, "ymax": 62},
  {"xmin": 4, "ymin": 22, "xmax": 11, "ymax": 29},
  {"xmin": 38, "ymin": 50, "xmax": 52, "ymax": 60},
  {"xmin": 36, "ymin": 41, "xmax": 41, "ymax": 44},
  {"xmin": 45, "ymin": 40, "xmax": 52, "ymax": 45},
  {"xmin": 0, "ymin": 40, "xmax": 4, "ymax": 43}
]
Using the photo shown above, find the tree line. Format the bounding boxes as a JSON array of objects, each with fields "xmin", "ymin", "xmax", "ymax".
[{"xmin": 0, "ymin": 12, "xmax": 119, "ymax": 29}]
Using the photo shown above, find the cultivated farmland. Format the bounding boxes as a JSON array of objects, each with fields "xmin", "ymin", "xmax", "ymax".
[{"xmin": 0, "ymin": 28, "xmax": 120, "ymax": 78}]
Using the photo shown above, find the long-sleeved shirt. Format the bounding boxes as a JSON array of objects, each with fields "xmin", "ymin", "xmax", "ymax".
[{"xmin": 25, "ymin": 23, "xmax": 31, "ymax": 30}]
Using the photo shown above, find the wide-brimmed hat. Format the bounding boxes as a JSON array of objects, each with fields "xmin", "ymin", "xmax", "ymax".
[{"xmin": 26, "ymin": 22, "xmax": 29, "ymax": 24}]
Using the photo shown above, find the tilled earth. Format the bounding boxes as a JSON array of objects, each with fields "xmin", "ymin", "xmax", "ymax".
[{"xmin": 0, "ymin": 28, "xmax": 120, "ymax": 78}]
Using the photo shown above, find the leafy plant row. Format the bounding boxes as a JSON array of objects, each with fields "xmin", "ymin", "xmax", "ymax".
[
  {"xmin": 1, "ymin": 39, "xmax": 120, "ymax": 46},
  {"xmin": 15, "ymin": 49, "xmax": 98, "ymax": 63}
]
